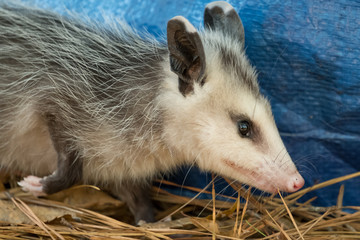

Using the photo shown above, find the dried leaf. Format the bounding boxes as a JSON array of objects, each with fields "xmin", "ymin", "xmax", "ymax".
[{"xmin": 0, "ymin": 199, "xmax": 77, "ymax": 225}]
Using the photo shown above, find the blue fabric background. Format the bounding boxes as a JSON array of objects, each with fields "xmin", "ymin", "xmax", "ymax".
[{"xmin": 17, "ymin": 0, "xmax": 360, "ymax": 207}]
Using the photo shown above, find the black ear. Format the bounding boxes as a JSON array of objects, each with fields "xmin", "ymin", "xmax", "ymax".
[
  {"xmin": 167, "ymin": 16, "xmax": 206, "ymax": 96},
  {"xmin": 204, "ymin": 1, "xmax": 245, "ymax": 43}
]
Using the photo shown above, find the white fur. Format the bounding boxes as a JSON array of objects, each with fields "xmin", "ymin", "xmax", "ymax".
[
  {"xmin": 0, "ymin": 3, "xmax": 303, "ymax": 194},
  {"xmin": 159, "ymin": 33, "xmax": 301, "ymax": 193},
  {"xmin": 206, "ymin": 1, "xmax": 234, "ymax": 14},
  {"xmin": 172, "ymin": 16, "xmax": 197, "ymax": 33}
]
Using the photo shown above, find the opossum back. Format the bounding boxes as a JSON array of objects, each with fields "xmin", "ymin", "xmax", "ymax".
[
  {"xmin": 0, "ymin": 3, "xmax": 170, "ymax": 180},
  {"xmin": 0, "ymin": 3, "xmax": 168, "ymax": 127}
]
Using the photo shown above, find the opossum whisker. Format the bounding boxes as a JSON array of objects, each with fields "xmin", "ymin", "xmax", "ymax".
[
  {"xmin": 278, "ymin": 149, "xmax": 291, "ymax": 169},
  {"xmin": 180, "ymin": 160, "xmax": 197, "ymax": 196},
  {"xmin": 268, "ymin": 45, "xmax": 289, "ymax": 78},
  {"xmin": 273, "ymin": 147, "xmax": 286, "ymax": 164},
  {"xmin": 196, "ymin": 178, "xmax": 238, "ymax": 218},
  {"xmin": 155, "ymin": 172, "xmax": 168, "ymax": 195},
  {"xmin": 194, "ymin": 179, "xmax": 218, "ymax": 217},
  {"xmin": 252, "ymin": 95, "xmax": 258, "ymax": 119}
]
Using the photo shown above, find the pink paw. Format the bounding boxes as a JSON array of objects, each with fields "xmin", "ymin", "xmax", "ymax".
[{"xmin": 18, "ymin": 175, "xmax": 47, "ymax": 197}]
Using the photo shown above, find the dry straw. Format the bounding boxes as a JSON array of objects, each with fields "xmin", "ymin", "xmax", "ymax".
[{"xmin": 0, "ymin": 171, "xmax": 359, "ymax": 239}]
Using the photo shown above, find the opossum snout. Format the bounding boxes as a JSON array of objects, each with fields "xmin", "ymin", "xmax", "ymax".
[{"xmin": 284, "ymin": 171, "xmax": 305, "ymax": 193}]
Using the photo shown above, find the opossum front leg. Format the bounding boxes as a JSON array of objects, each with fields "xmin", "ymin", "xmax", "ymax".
[
  {"xmin": 19, "ymin": 119, "xmax": 83, "ymax": 196},
  {"xmin": 111, "ymin": 182, "xmax": 154, "ymax": 224},
  {"xmin": 19, "ymin": 148, "xmax": 83, "ymax": 196}
]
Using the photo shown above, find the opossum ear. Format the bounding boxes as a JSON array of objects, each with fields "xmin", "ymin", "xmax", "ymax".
[
  {"xmin": 204, "ymin": 1, "xmax": 245, "ymax": 43},
  {"xmin": 167, "ymin": 16, "xmax": 206, "ymax": 96}
]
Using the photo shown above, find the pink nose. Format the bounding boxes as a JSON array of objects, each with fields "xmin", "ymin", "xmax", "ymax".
[{"xmin": 286, "ymin": 172, "xmax": 305, "ymax": 192}]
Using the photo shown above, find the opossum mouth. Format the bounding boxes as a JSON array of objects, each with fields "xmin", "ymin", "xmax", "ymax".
[
  {"xmin": 222, "ymin": 159, "xmax": 261, "ymax": 182},
  {"xmin": 222, "ymin": 159, "xmax": 277, "ymax": 193}
]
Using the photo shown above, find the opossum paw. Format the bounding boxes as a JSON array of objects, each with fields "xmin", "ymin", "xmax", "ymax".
[
  {"xmin": 137, "ymin": 220, "xmax": 147, "ymax": 226},
  {"xmin": 162, "ymin": 215, "xmax": 172, "ymax": 222},
  {"xmin": 18, "ymin": 175, "xmax": 47, "ymax": 197}
]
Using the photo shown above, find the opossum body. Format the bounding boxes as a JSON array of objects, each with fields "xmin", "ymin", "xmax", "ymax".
[{"xmin": 0, "ymin": 1, "xmax": 304, "ymax": 222}]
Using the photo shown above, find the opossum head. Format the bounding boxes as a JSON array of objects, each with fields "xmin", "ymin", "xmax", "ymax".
[{"xmin": 162, "ymin": 1, "xmax": 304, "ymax": 193}]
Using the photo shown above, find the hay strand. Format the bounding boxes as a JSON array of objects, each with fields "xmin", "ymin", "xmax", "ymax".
[{"xmin": 0, "ymin": 171, "xmax": 359, "ymax": 239}]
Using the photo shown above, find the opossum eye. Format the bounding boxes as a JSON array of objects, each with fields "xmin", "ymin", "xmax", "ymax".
[{"xmin": 237, "ymin": 121, "xmax": 251, "ymax": 137}]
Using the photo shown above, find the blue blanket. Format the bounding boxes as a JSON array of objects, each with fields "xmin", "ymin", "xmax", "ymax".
[{"xmin": 18, "ymin": 0, "xmax": 360, "ymax": 207}]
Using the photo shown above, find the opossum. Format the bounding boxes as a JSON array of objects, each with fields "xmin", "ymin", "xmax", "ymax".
[{"xmin": 0, "ymin": 1, "xmax": 304, "ymax": 223}]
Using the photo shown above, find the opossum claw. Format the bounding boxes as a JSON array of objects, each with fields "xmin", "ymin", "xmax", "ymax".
[{"xmin": 18, "ymin": 175, "xmax": 47, "ymax": 197}]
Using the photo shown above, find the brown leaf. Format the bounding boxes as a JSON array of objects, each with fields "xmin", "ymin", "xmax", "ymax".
[
  {"xmin": 46, "ymin": 186, "xmax": 124, "ymax": 211},
  {"xmin": 0, "ymin": 199, "xmax": 76, "ymax": 225}
]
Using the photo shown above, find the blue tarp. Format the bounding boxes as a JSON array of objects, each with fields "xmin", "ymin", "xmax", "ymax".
[{"xmin": 18, "ymin": 0, "xmax": 360, "ymax": 206}]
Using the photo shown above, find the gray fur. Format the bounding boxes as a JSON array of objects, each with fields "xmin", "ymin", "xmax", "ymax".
[
  {"xmin": 0, "ymin": 4, "xmax": 168, "ymax": 173},
  {"xmin": 0, "ymin": 3, "xmax": 168, "ymax": 222},
  {"xmin": 0, "ymin": 2, "xmax": 303, "ymax": 223}
]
